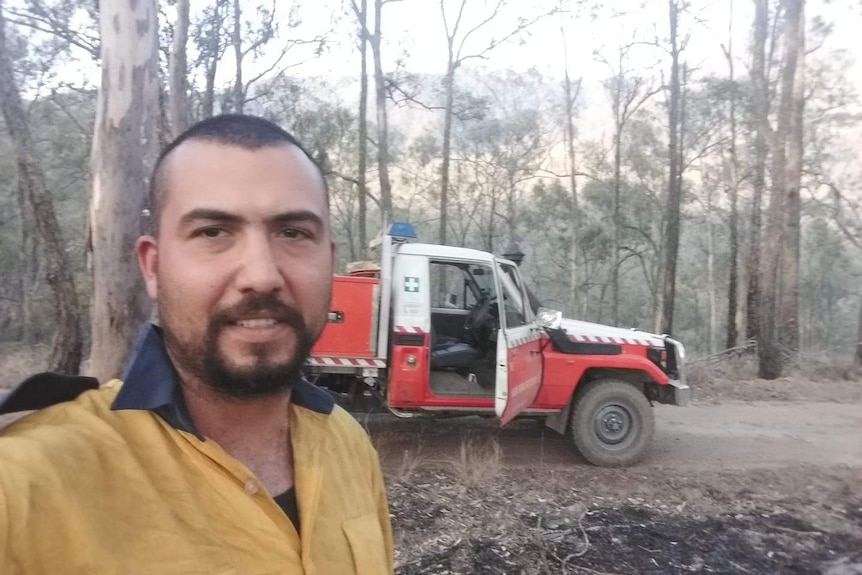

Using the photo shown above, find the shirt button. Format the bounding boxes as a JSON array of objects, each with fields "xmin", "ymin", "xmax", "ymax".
[{"xmin": 244, "ymin": 480, "xmax": 259, "ymax": 495}]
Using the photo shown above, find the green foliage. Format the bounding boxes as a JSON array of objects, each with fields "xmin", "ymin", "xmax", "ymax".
[
  {"xmin": 0, "ymin": 89, "xmax": 94, "ymax": 345},
  {"xmin": 800, "ymin": 218, "xmax": 859, "ymax": 351},
  {"xmin": 3, "ymin": 1, "xmax": 862, "ymax": 364}
]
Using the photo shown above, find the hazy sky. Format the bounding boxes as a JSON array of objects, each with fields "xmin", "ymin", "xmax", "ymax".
[
  {"xmin": 40, "ymin": 0, "xmax": 862, "ymax": 166},
  {"xmin": 45, "ymin": 0, "xmax": 862, "ymax": 108},
  {"xmin": 252, "ymin": 0, "xmax": 861, "ymax": 150},
  {"xmin": 280, "ymin": 0, "xmax": 862, "ymax": 84}
]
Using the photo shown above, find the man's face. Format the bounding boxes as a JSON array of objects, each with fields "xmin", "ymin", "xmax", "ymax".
[{"xmin": 136, "ymin": 141, "xmax": 334, "ymax": 398}]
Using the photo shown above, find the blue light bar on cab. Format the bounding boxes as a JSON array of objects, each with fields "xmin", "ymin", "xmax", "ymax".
[{"xmin": 388, "ymin": 222, "xmax": 417, "ymax": 241}]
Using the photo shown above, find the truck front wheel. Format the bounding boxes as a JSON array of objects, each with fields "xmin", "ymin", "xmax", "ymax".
[{"xmin": 569, "ymin": 379, "xmax": 654, "ymax": 467}]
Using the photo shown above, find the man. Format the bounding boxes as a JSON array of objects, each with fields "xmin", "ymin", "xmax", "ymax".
[{"xmin": 0, "ymin": 115, "xmax": 393, "ymax": 575}]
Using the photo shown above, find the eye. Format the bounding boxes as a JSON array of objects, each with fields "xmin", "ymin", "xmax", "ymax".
[
  {"xmin": 195, "ymin": 227, "xmax": 228, "ymax": 239},
  {"xmin": 279, "ymin": 227, "xmax": 313, "ymax": 240}
]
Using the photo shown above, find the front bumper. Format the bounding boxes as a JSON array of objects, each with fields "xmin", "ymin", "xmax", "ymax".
[
  {"xmin": 666, "ymin": 378, "xmax": 691, "ymax": 406},
  {"xmin": 663, "ymin": 336, "xmax": 690, "ymax": 406}
]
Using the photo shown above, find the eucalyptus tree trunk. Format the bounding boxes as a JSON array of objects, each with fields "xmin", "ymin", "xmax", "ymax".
[
  {"xmin": 706, "ymin": 189, "xmax": 717, "ymax": 355},
  {"xmin": 724, "ymin": 0, "xmax": 740, "ymax": 349},
  {"xmin": 201, "ymin": 0, "xmax": 226, "ymax": 119},
  {"xmin": 660, "ymin": 0, "xmax": 683, "ymax": 336},
  {"xmin": 612, "ymin": 117, "xmax": 621, "ymax": 326},
  {"xmin": 370, "ymin": 0, "xmax": 392, "ymax": 226},
  {"xmin": 855, "ymin": 294, "xmax": 862, "ymax": 367},
  {"xmin": 779, "ymin": 1, "xmax": 805, "ymax": 354},
  {"xmin": 169, "ymin": 0, "xmax": 190, "ymax": 135},
  {"xmin": 439, "ymin": 61, "xmax": 455, "ymax": 245},
  {"xmin": 356, "ymin": 0, "xmax": 369, "ymax": 256},
  {"xmin": 759, "ymin": 0, "xmax": 803, "ymax": 379},
  {"xmin": 16, "ymin": 175, "xmax": 38, "ymax": 344},
  {"xmin": 560, "ymin": 8, "xmax": 581, "ymax": 318},
  {"xmin": 746, "ymin": 0, "xmax": 769, "ymax": 344},
  {"xmin": 231, "ymin": 0, "xmax": 243, "ymax": 113},
  {"xmin": 0, "ymin": 1, "xmax": 83, "ymax": 373},
  {"xmin": 90, "ymin": 0, "xmax": 158, "ymax": 380}
]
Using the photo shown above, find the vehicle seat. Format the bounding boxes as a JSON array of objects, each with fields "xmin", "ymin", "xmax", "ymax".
[{"xmin": 430, "ymin": 324, "xmax": 481, "ymax": 370}]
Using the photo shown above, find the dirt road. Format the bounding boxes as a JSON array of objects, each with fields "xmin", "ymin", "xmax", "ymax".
[
  {"xmin": 652, "ymin": 401, "xmax": 862, "ymax": 468},
  {"xmin": 368, "ymin": 400, "xmax": 862, "ymax": 470},
  {"xmin": 373, "ymin": 400, "xmax": 862, "ymax": 574}
]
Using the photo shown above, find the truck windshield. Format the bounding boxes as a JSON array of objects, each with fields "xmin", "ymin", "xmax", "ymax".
[{"xmin": 497, "ymin": 263, "xmax": 528, "ymax": 327}]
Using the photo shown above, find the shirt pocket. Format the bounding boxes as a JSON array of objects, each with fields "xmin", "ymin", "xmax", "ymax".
[{"xmin": 342, "ymin": 512, "xmax": 390, "ymax": 575}]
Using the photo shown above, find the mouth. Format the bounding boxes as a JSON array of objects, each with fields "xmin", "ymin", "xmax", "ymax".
[
  {"xmin": 233, "ymin": 318, "xmax": 281, "ymax": 329},
  {"xmin": 223, "ymin": 317, "xmax": 293, "ymax": 345}
]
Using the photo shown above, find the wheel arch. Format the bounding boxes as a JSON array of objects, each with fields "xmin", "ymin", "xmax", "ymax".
[{"xmin": 544, "ymin": 368, "xmax": 654, "ymax": 435}]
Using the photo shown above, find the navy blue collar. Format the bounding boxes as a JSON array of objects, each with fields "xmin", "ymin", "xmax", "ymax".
[{"xmin": 112, "ymin": 324, "xmax": 334, "ymax": 438}]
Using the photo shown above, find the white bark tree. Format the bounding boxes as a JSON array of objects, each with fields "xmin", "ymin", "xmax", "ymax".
[
  {"xmin": 89, "ymin": 0, "xmax": 159, "ymax": 380},
  {"xmin": 169, "ymin": 0, "xmax": 190, "ymax": 135}
]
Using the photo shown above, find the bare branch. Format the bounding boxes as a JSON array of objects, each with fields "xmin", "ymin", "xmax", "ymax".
[
  {"xmin": 454, "ymin": 0, "xmax": 504, "ymax": 58},
  {"xmin": 457, "ymin": 8, "xmax": 554, "ymax": 64},
  {"xmin": 387, "ymin": 79, "xmax": 444, "ymax": 111},
  {"xmin": 4, "ymin": 9, "xmax": 98, "ymax": 58},
  {"xmin": 48, "ymin": 90, "xmax": 90, "ymax": 136}
]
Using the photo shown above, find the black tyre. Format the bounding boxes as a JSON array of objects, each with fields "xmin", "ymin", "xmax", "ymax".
[{"xmin": 569, "ymin": 379, "xmax": 654, "ymax": 467}]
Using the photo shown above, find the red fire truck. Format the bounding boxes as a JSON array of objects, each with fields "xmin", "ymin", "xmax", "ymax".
[{"xmin": 308, "ymin": 223, "xmax": 689, "ymax": 467}]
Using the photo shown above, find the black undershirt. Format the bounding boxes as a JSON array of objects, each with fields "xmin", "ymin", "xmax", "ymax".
[{"xmin": 274, "ymin": 488, "xmax": 300, "ymax": 531}]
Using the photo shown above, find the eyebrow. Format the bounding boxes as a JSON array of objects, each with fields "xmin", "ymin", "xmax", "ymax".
[
  {"xmin": 179, "ymin": 208, "xmax": 245, "ymax": 226},
  {"xmin": 179, "ymin": 208, "xmax": 325, "ymax": 229},
  {"xmin": 270, "ymin": 210, "xmax": 325, "ymax": 229}
]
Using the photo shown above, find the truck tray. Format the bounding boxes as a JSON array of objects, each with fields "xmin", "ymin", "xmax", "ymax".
[{"xmin": 311, "ymin": 275, "xmax": 379, "ymax": 358}]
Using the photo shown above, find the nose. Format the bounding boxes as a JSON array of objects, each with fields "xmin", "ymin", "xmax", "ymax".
[{"xmin": 234, "ymin": 233, "xmax": 285, "ymax": 294}]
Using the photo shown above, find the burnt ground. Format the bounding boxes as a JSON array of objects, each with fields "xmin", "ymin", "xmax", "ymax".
[
  {"xmin": 382, "ymin": 468, "xmax": 862, "ymax": 575},
  {"xmin": 384, "ymin": 465, "xmax": 862, "ymax": 575},
  {"xmin": 367, "ymin": 372, "xmax": 862, "ymax": 575}
]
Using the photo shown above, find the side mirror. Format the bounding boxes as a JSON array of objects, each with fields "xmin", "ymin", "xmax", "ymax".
[{"xmin": 535, "ymin": 307, "xmax": 562, "ymax": 330}]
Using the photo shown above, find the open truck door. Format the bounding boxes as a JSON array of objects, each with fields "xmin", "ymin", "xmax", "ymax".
[{"xmin": 494, "ymin": 261, "xmax": 543, "ymax": 425}]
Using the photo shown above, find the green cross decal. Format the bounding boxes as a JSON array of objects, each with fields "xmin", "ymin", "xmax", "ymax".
[{"xmin": 404, "ymin": 276, "xmax": 420, "ymax": 293}]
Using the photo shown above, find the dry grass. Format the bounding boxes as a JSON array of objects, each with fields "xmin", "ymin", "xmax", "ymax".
[
  {"xmin": 685, "ymin": 350, "xmax": 862, "ymax": 403},
  {"xmin": 784, "ymin": 351, "xmax": 862, "ymax": 382},
  {"xmin": 687, "ymin": 348, "xmax": 861, "ymax": 385},
  {"xmin": 394, "ymin": 446, "xmax": 424, "ymax": 481},
  {"xmin": 369, "ymin": 426, "xmax": 425, "ymax": 481},
  {"xmin": 449, "ymin": 435, "xmax": 502, "ymax": 488},
  {"xmin": 684, "ymin": 355, "xmax": 754, "ymax": 389}
]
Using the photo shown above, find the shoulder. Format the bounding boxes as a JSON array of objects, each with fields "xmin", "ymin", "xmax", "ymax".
[
  {"xmin": 322, "ymin": 405, "xmax": 372, "ymax": 447},
  {"xmin": 291, "ymin": 379, "xmax": 376, "ymax": 452},
  {"xmin": 328, "ymin": 405, "xmax": 372, "ymax": 442},
  {"xmin": 312, "ymin": 404, "xmax": 380, "ymax": 465},
  {"xmin": 0, "ymin": 381, "xmax": 125, "ymax": 471}
]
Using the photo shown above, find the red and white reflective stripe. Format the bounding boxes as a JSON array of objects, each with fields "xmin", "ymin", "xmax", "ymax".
[
  {"xmin": 508, "ymin": 331, "xmax": 542, "ymax": 348},
  {"xmin": 394, "ymin": 325, "xmax": 425, "ymax": 334},
  {"xmin": 307, "ymin": 357, "xmax": 387, "ymax": 368},
  {"xmin": 566, "ymin": 333, "xmax": 657, "ymax": 347}
]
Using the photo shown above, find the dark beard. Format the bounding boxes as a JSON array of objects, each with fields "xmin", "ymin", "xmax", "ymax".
[{"xmin": 163, "ymin": 293, "xmax": 314, "ymax": 400}]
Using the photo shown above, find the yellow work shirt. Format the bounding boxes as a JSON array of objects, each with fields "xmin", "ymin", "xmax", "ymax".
[{"xmin": 0, "ymin": 380, "xmax": 393, "ymax": 575}]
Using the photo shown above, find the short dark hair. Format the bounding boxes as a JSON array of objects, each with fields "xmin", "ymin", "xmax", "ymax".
[{"xmin": 148, "ymin": 114, "xmax": 328, "ymax": 234}]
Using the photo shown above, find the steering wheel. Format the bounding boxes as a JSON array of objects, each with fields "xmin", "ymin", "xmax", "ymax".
[{"xmin": 464, "ymin": 296, "xmax": 494, "ymax": 332}]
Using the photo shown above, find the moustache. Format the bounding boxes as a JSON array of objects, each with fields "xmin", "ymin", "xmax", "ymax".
[{"xmin": 209, "ymin": 294, "xmax": 307, "ymax": 332}]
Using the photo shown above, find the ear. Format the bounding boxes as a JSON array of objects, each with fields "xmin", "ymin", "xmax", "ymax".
[{"xmin": 136, "ymin": 235, "xmax": 159, "ymax": 300}]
